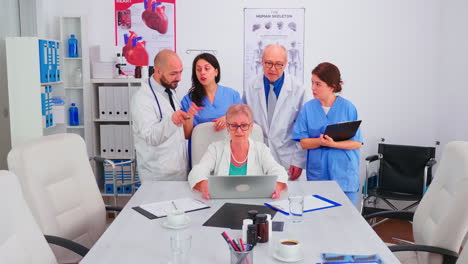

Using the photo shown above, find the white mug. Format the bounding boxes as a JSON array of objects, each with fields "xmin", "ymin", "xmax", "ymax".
[
  {"xmin": 276, "ymin": 239, "xmax": 303, "ymax": 260},
  {"xmin": 167, "ymin": 210, "xmax": 186, "ymax": 227}
]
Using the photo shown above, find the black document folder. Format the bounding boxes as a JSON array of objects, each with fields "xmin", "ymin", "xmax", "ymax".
[
  {"xmin": 203, "ymin": 203, "xmax": 277, "ymax": 230},
  {"xmin": 324, "ymin": 120, "xmax": 362, "ymax": 141}
]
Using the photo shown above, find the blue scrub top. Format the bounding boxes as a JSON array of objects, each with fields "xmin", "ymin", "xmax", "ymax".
[
  {"xmin": 181, "ymin": 85, "xmax": 241, "ymax": 127},
  {"xmin": 292, "ymin": 96, "xmax": 363, "ymax": 192}
]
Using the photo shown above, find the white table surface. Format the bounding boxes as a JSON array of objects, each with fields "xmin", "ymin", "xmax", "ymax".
[{"xmin": 81, "ymin": 181, "xmax": 401, "ymax": 264}]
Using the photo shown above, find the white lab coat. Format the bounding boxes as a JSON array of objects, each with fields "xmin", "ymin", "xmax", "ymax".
[
  {"xmin": 243, "ymin": 73, "xmax": 309, "ymax": 169},
  {"xmin": 188, "ymin": 138, "xmax": 288, "ymax": 189},
  {"xmin": 130, "ymin": 77, "xmax": 188, "ymax": 181}
]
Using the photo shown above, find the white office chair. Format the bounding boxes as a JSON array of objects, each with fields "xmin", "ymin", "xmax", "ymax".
[
  {"xmin": 365, "ymin": 141, "xmax": 468, "ymax": 264},
  {"xmin": 7, "ymin": 133, "xmax": 117, "ymax": 263},
  {"xmin": 191, "ymin": 122, "xmax": 264, "ymax": 166},
  {"xmin": 0, "ymin": 170, "xmax": 89, "ymax": 264}
]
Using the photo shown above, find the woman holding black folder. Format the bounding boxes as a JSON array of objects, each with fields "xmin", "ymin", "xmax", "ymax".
[{"xmin": 292, "ymin": 62, "xmax": 363, "ymax": 206}]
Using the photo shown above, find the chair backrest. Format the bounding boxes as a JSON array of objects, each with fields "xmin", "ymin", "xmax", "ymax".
[
  {"xmin": 7, "ymin": 133, "xmax": 106, "ymax": 263},
  {"xmin": 0, "ymin": 170, "xmax": 57, "ymax": 264},
  {"xmin": 378, "ymin": 143, "xmax": 435, "ymax": 196},
  {"xmin": 413, "ymin": 141, "xmax": 468, "ymax": 263},
  {"xmin": 191, "ymin": 122, "xmax": 264, "ymax": 166}
]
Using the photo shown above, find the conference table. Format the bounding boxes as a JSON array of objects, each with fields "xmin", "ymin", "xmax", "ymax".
[{"xmin": 81, "ymin": 181, "xmax": 401, "ymax": 264}]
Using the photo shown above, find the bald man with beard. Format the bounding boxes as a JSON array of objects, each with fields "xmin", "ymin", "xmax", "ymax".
[{"xmin": 131, "ymin": 50, "xmax": 196, "ymax": 181}]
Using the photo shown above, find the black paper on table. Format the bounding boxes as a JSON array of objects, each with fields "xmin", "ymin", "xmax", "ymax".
[{"xmin": 203, "ymin": 202, "xmax": 277, "ymax": 230}]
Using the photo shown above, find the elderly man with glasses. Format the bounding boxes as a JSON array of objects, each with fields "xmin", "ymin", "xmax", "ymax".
[
  {"xmin": 243, "ymin": 44, "xmax": 310, "ymax": 181},
  {"xmin": 188, "ymin": 104, "xmax": 288, "ymax": 199}
]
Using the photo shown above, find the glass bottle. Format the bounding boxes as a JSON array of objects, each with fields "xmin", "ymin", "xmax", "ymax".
[{"xmin": 256, "ymin": 214, "xmax": 269, "ymax": 243}]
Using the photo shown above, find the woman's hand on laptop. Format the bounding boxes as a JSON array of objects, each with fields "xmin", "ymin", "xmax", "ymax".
[
  {"xmin": 271, "ymin": 182, "xmax": 286, "ymax": 199},
  {"xmin": 194, "ymin": 180, "xmax": 211, "ymax": 199}
]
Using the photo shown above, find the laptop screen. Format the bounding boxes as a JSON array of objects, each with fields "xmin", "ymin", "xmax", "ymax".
[{"xmin": 208, "ymin": 175, "xmax": 278, "ymax": 199}]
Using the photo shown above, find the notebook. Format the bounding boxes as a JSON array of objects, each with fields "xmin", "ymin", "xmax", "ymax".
[
  {"xmin": 208, "ymin": 175, "xmax": 278, "ymax": 199},
  {"xmin": 324, "ymin": 120, "xmax": 362, "ymax": 141}
]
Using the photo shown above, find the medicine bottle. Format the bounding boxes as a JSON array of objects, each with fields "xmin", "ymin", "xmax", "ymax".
[
  {"xmin": 148, "ymin": 66, "xmax": 155, "ymax": 78},
  {"xmin": 134, "ymin": 66, "xmax": 142, "ymax": 78},
  {"xmin": 247, "ymin": 210, "xmax": 258, "ymax": 224},
  {"xmin": 266, "ymin": 214, "xmax": 272, "ymax": 240},
  {"xmin": 68, "ymin": 34, "xmax": 78, "ymax": 58},
  {"xmin": 242, "ymin": 219, "xmax": 253, "ymax": 243},
  {"xmin": 69, "ymin": 103, "xmax": 79, "ymax": 126},
  {"xmin": 246, "ymin": 224, "xmax": 258, "ymax": 246},
  {"xmin": 256, "ymin": 214, "xmax": 269, "ymax": 243}
]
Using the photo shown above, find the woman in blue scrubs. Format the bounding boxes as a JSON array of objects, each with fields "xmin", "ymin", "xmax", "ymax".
[
  {"xmin": 292, "ymin": 62, "xmax": 363, "ymax": 205},
  {"xmin": 181, "ymin": 53, "xmax": 241, "ymax": 139}
]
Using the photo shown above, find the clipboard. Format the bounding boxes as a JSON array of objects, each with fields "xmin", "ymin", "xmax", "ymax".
[
  {"xmin": 132, "ymin": 198, "xmax": 210, "ymax": 220},
  {"xmin": 324, "ymin": 120, "xmax": 362, "ymax": 141},
  {"xmin": 264, "ymin": 195, "xmax": 342, "ymax": 215}
]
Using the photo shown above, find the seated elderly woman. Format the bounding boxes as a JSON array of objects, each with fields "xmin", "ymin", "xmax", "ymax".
[{"xmin": 188, "ymin": 104, "xmax": 288, "ymax": 199}]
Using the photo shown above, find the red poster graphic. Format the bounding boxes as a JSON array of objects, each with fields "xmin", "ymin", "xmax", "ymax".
[{"xmin": 115, "ymin": 0, "xmax": 176, "ymax": 66}]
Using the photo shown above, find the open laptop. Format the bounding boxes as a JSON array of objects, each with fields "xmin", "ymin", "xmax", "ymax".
[
  {"xmin": 208, "ymin": 175, "xmax": 278, "ymax": 199},
  {"xmin": 324, "ymin": 120, "xmax": 362, "ymax": 141}
]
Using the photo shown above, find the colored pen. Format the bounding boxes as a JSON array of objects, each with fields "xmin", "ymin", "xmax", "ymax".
[
  {"xmin": 239, "ymin": 238, "xmax": 246, "ymax": 251},
  {"xmin": 221, "ymin": 232, "xmax": 240, "ymax": 251},
  {"xmin": 233, "ymin": 239, "xmax": 241, "ymax": 251},
  {"xmin": 239, "ymin": 238, "xmax": 251, "ymax": 264}
]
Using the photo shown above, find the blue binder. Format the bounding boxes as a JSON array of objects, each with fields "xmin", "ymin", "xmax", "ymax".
[{"xmin": 38, "ymin": 40, "xmax": 49, "ymax": 83}]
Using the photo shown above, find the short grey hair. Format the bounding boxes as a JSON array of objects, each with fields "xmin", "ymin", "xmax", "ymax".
[{"xmin": 226, "ymin": 104, "xmax": 253, "ymax": 123}]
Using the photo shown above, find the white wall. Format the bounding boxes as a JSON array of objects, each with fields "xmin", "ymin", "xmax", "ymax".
[
  {"xmin": 438, "ymin": 0, "xmax": 468, "ymax": 149},
  {"xmin": 0, "ymin": 0, "xmax": 21, "ymax": 169},
  {"xmin": 38, "ymin": 0, "xmax": 448, "ymax": 179}
]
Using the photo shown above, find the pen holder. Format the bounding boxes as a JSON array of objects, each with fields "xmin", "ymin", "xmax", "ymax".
[{"xmin": 230, "ymin": 246, "xmax": 253, "ymax": 264}]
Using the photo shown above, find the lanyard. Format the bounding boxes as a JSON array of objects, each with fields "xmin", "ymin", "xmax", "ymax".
[{"xmin": 148, "ymin": 78, "xmax": 163, "ymax": 119}]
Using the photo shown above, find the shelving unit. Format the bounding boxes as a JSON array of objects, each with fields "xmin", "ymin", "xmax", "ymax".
[
  {"xmin": 90, "ymin": 78, "xmax": 143, "ymax": 196},
  {"xmin": 60, "ymin": 16, "xmax": 91, "ymax": 154},
  {"xmin": 5, "ymin": 37, "xmax": 63, "ymax": 147}
]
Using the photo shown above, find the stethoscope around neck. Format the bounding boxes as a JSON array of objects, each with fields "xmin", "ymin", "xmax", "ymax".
[{"xmin": 148, "ymin": 78, "xmax": 163, "ymax": 119}]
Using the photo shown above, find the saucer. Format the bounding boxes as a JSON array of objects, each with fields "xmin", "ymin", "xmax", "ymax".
[
  {"xmin": 272, "ymin": 252, "xmax": 304, "ymax": 263},
  {"xmin": 162, "ymin": 216, "xmax": 190, "ymax": 229}
]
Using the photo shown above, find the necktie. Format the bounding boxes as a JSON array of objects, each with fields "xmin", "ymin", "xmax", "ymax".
[
  {"xmin": 165, "ymin": 88, "xmax": 176, "ymax": 111},
  {"xmin": 267, "ymin": 84, "xmax": 276, "ymax": 125}
]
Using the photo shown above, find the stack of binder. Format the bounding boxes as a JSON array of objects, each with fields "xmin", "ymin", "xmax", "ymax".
[
  {"xmin": 38, "ymin": 39, "xmax": 61, "ymax": 83},
  {"xmin": 100, "ymin": 124, "xmax": 134, "ymax": 159},
  {"xmin": 40, "ymin": 85, "xmax": 54, "ymax": 128},
  {"xmin": 98, "ymin": 86, "xmax": 130, "ymax": 121},
  {"xmin": 103, "ymin": 159, "xmax": 136, "ymax": 194}
]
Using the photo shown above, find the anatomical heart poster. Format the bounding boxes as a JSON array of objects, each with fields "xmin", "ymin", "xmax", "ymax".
[
  {"xmin": 244, "ymin": 8, "xmax": 304, "ymax": 89},
  {"xmin": 115, "ymin": 0, "xmax": 176, "ymax": 66}
]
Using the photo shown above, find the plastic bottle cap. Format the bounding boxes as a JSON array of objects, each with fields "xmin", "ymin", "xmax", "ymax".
[
  {"xmin": 247, "ymin": 224, "xmax": 257, "ymax": 231},
  {"xmin": 256, "ymin": 214, "xmax": 267, "ymax": 223},
  {"xmin": 71, "ymin": 103, "xmax": 76, "ymax": 106},
  {"xmin": 243, "ymin": 219, "xmax": 253, "ymax": 225},
  {"xmin": 70, "ymin": 34, "xmax": 75, "ymax": 38},
  {"xmin": 247, "ymin": 210, "xmax": 258, "ymax": 219}
]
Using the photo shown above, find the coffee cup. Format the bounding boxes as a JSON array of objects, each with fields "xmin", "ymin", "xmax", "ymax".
[
  {"xmin": 275, "ymin": 239, "xmax": 303, "ymax": 261},
  {"xmin": 166, "ymin": 210, "xmax": 187, "ymax": 227}
]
